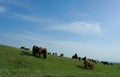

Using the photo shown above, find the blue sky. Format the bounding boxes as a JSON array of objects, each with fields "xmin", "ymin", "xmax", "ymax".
[{"xmin": 0, "ymin": 0, "xmax": 120, "ymax": 62}]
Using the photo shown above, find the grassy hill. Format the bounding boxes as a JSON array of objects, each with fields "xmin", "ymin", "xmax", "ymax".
[{"xmin": 0, "ymin": 45, "xmax": 120, "ymax": 77}]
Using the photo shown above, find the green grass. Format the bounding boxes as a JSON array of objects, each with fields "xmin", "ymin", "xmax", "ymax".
[{"xmin": 0, "ymin": 45, "xmax": 120, "ymax": 77}]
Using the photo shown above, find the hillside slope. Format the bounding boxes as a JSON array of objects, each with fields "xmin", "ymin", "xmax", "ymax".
[{"xmin": 0, "ymin": 45, "xmax": 120, "ymax": 77}]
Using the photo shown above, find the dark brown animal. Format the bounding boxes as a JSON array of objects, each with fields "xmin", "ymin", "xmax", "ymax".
[
  {"xmin": 84, "ymin": 60, "xmax": 94, "ymax": 70},
  {"xmin": 88, "ymin": 62, "xmax": 94, "ymax": 70},
  {"xmin": 32, "ymin": 45, "xmax": 37, "ymax": 56},
  {"xmin": 42, "ymin": 48, "xmax": 47, "ymax": 58},
  {"xmin": 32, "ymin": 45, "xmax": 47, "ymax": 59}
]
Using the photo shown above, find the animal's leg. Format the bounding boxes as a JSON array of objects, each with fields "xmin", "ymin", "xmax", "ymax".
[
  {"xmin": 39, "ymin": 53, "xmax": 41, "ymax": 58},
  {"xmin": 33, "ymin": 52, "xmax": 36, "ymax": 56}
]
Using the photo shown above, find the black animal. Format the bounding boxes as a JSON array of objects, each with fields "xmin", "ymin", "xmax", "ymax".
[
  {"xmin": 72, "ymin": 53, "xmax": 78, "ymax": 59},
  {"xmin": 101, "ymin": 61, "xmax": 109, "ymax": 65},
  {"xmin": 20, "ymin": 46, "xmax": 30, "ymax": 50},
  {"xmin": 82, "ymin": 56, "xmax": 86, "ymax": 60},
  {"xmin": 60, "ymin": 53, "xmax": 64, "ymax": 57},
  {"xmin": 78, "ymin": 57, "xmax": 81, "ymax": 61},
  {"xmin": 110, "ymin": 63, "xmax": 113, "ymax": 65}
]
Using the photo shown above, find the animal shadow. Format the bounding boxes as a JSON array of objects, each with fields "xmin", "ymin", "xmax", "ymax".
[
  {"xmin": 20, "ymin": 50, "xmax": 32, "ymax": 56},
  {"xmin": 76, "ymin": 65, "xmax": 86, "ymax": 70}
]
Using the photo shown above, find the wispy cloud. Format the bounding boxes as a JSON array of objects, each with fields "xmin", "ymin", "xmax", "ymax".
[
  {"xmin": 51, "ymin": 21, "xmax": 102, "ymax": 35},
  {"xmin": 0, "ymin": 6, "xmax": 6, "ymax": 13},
  {"xmin": 14, "ymin": 13, "xmax": 41, "ymax": 23},
  {"xmin": 67, "ymin": 6, "xmax": 90, "ymax": 19},
  {"xmin": 68, "ymin": 12, "xmax": 89, "ymax": 18},
  {"xmin": 0, "ymin": 0, "xmax": 30, "ymax": 10},
  {"xmin": 13, "ymin": 13, "xmax": 58, "ymax": 25}
]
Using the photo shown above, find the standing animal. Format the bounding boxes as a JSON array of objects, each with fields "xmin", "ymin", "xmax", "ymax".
[
  {"xmin": 72, "ymin": 53, "xmax": 78, "ymax": 59},
  {"xmin": 78, "ymin": 57, "xmax": 81, "ymax": 61},
  {"xmin": 42, "ymin": 48, "xmax": 47, "ymax": 58},
  {"xmin": 32, "ymin": 45, "xmax": 47, "ymax": 59}
]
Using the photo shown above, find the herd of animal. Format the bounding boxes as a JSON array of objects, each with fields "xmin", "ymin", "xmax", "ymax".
[
  {"xmin": 72, "ymin": 53, "xmax": 95, "ymax": 70},
  {"xmin": 20, "ymin": 45, "xmax": 113, "ymax": 70}
]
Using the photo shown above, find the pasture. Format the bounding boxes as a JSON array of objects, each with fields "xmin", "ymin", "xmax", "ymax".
[{"xmin": 0, "ymin": 45, "xmax": 120, "ymax": 77}]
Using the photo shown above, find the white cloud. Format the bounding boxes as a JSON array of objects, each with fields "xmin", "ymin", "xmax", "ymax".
[
  {"xmin": 0, "ymin": 6, "xmax": 6, "ymax": 13},
  {"xmin": 0, "ymin": 0, "xmax": 30, "ymax": 10},
  {"xmin": 14, "ymin": 13, "xmax": 41, "ymax": 23},
  {"xmin": 13, "ymin": 13, "xmax": 58, "ymax": 25},
  {"xmin": 51, "ymin": 21, "xmax": 102, "ymax": 35}
]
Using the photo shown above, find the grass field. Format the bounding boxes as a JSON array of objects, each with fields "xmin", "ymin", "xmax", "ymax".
[{"xmin": 0, "ymin": 45, "xmax": 120, "ymax": 77}]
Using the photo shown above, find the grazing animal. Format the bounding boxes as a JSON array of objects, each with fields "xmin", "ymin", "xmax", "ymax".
[
  {"xmin": 101, "ymin": 61, "xmax": 109, "ymax": 65},
  {"xmin": 52, "ymin": 53, "xmax": 55, "ymax": 55},
  {"xmin": 60, "ymin": 53, "xmax": 64, "ymax": 57},
  {"xmin": 32, "ymin": 45, "xmax": 37, "ymax": 56},
  {"xmin": 72, "ymin": 53, "xmax": 78, "ymax": 59},
  {"xmin": 20, "ymin": 46, "xmax": 30, "ymax": 50},
  {"xmin": 48, "ymin": 52, "xmax": 51, "ymax": 55},
  {"xmin": 78, "ymin": 57, "xmax": 81, "ymax": 61},
  {"xmin": 88, "ymin": 58, "xmax": 97, "ymax": 63},
  {"xmin": 110, "ymin": 63, "xmax": 113, "ymax": 65},
  {"xmin": 42, "ymin": 48, "xmax": 47, "ymax": 58},
  {"xmin": 32, "ymin": 45, "xmax": 47, "ymax": 59},
  {"xmin": 24, "ymin": 48, "xmax": 30, "ymax": 50},
  {"xmin": 84, "ymin": 60, "xmax": 94, "ymax": 70},
  {"xmin": 55, "ymin": 53, "xmax": 57, "ymax": 56},
  {"xmin": 20, "ymin": 46, "xmax": 25, "ymax": 49},
  {"xmin": 72, "ymin": 55, "xmax": 75, "ymax": 59},
  {"xmin": 88, "ymin": 62, "xmax": 94, "ymax": 70},
  {"xmin": 82, "ymin": 56, "xmax": 87, "ymax": 60}
]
